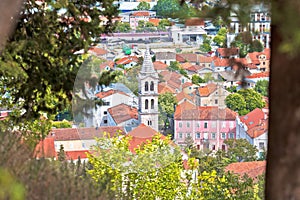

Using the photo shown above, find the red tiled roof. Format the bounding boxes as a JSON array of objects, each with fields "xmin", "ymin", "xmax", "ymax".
[
  {"xmin": 149, "ymin": 18, "xmax": 160, "ymax": 26},
  {"xmin": 225, "ymin": 161, "xmax": 266, "ymax": 179},
  {"xmin": 182, "ymin": 82, "xmax": 193, "ymax": 89},
  {"xmin": 153, "ymin": 61, "xmax": 168, "ymax": 71},
  {"xmin": 34, "ymin": 137, "xmax": 56, "ymax": 159},
  {"xmin": 49, "ymin": 127, "xmax": 125, "ymax": 141},
  {"xmin": 177, "ymin": 53, "xmax": 198, "ymax": 63},
  {"xmin": 95, "ymin": 89, "xmax": 130, "ymax": 99},
  {"xmin": 174, "ymin": 106, "xmax": 237, "ymax": 120},
  {"xmin": 99, "ymin": 60, "xmax": 114, "ymax": 70},
  {"xmin": 108, "ymin": 103, "xmax": 138, "ymax": 124},
  {"xmin": 213, "ymin": 58, "xmax": 232, "ymax": 67},
  {"xmin": 160, "ymin": 71, "xmax": 182, "ymax": 80},
  {"xmin": 198, "ymin": 55, "xmax": 213, "ymax": 63},
  {"xmin": 132, "ymin": 11, "xmax": 150, "ymax": 17},
  {"xmin": 177, "ymin": 101, "xmax": 196, "ymax": 110},
  {"xmin": 128, "ymin": 123, "xmax": 158, "ymax": 138},
  {"xmin": 247, "ymin": 52, "xmax": 261, "ymax": 65},
  {"xmin": 158, "ymin": 82, "xmax": 175, "ymax": 94},
  {"xmin": 116, "ymin": 56, "xmax": 138, "ymax": 65},
  {"xmin": 197, "ymin": 83, "xmax": 217, "ymax": 97},
  {"xmin": 185, "ymin": 18, "xmax": 205, "ymax": 26},
  {"xmin": 216, "ymin": 48, "xmax": 239, "ymax": 57},
  {"xmin": 88, "ymin": 46, "xmax": 108, "ymax": 56},
  {"xmin": 246, "ymin": 72, "xmax": 269, "ymax": 79},
  {"xmin": 64, "ymin": 150, "xmax": 90, "ymax": 160},
  {"xmin": 181, "ymin": 62, "xmax": 193, "ymax": 70},
  {"xmin": 176, "ymin": 91, "xmax": 193, "ymax": 103}
]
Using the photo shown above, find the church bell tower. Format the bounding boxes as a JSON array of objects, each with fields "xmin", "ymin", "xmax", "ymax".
[{"xmin": 138, "ymin": 47, "xmax": 159, "ymax": 131}]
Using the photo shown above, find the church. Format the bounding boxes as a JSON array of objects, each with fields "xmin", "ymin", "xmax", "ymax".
[{"xmin": 138, "ymin": 47, "xmax": 159, "ymax": 131}]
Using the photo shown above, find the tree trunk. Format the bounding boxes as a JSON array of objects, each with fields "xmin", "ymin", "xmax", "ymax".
[{"xmin": 266, "ymin": 1, "xmax": 300, "ymax": 199}]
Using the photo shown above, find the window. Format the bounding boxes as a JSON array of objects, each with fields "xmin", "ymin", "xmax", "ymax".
[
  {"xmin": 187, "ymin": 122, "xmax": 190, "ymax": 128},
  {"xmin": 211, "ymin": 133, "xmax": 216, "ymax": 139},
  {"xmin": 145, "ymin": 99, "xmax": 148, "ymax": 109},
  {"xmin": 104, "ymin": 119, "xmax": 108, "ymax": 124},
  {"xmin": 196, "ymin": 132, "xmax": 201, "ymax": 139},
  {"xmin": 179, "ymin": 133, "xmax": 183, "ymax": 139},
  {"xmin": 229, "ymin": 121, "xmax": 234, "ymax": 128},
  {"xmin": 103, "ymin": 111, "xmax": 107, "ymax": 115},
  {"xmin": 82, "ymin": 143, "xmax": 86, "ymax": 148},
  {"xmin": 222, "ymin": 144, "xmax": 226, "ymax": 151},
  {"xmin": 145, "ymin": 81, "xmax": 149, "ymax": 91},
  {"xmin": 103, "ymin": 101, "xmax": 110, "ymax": 106},
  {"xmin": 215, "ymin": 99, "xmax": 218, "ymax": 104},
  {"xmin": 148, "ymin": 120, "xmax": 152, "ymax": 126},
  {"xmin": 151, "ymin": 99, "xmax": 154, "ymax": 109},
  {"xmin": 150, "ymin": 81, "xmax": 154, "ymax": 91},
  {"xmin": 222, "ymin": 121, "xmax": 226, "ymax": 128},
  {"xmin": 196, "ymin": 122, "xmax": 200, "ymax": 128},
  {"xmin": 259, "ymin": 142, "xmax": 265, "ymax": 149},
  {"xmin": 221, "ymin": 133, "xmax": 226, "ymax": 139},
  {"xmin": 229, "ymin": 133, "xmax": 235, "ymax": 139},
  {"xmin": 211, "ymin": 144, "xmax": 216, "ymax": 150},
  {"xmin": 186, "ymin": 133, "xmax": 190, "ymax": 138},
  {"xmin": 211, "ymin": 121, "xmax": 216, "ymax": 128},
  {"xmin": 204, "ymin": 122, "xmax": 208, "ymax": 128},
  {"xmin": 179, "ymin": 122, "xmax": 182, "ymax": 128},
  {"xmin": 203, "ymin": 133, "xmax": 208, "ymax": 139}
]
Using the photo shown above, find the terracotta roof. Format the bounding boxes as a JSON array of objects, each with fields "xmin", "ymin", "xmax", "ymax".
[
  {"xmin": 108, "ymin": 103, "xmax": 138, "ymax": 124},
  {"xmin": 213, "ymin": 58, "xmax": 232, "ymax": 67},
  {"xmin": 99, "ymin": 60, "xmax": 114, "ymax": 70},
  {"xmin": 262, "ymin": 48, "xmax": 271, "ymax": 60},
  {"xmin": 160, "ymin": 71, "xmax": 182, "ymax": 80},
  {"xmin": 166, "ymin": 79, "xmax": 181, "ymax": 91},
  {"xmin": 247, "ymin": 52, "xmax": 261, "ymax": 65},
  {"xmin": 197, "ymin": 83, "xmax": 217, "ymax": 97},
  {"xmin": 116, "ymin": 56, "xmax": 138, "ymax": 65},
  {"xmin": 198, "ymin": 55, "xmax": 213, "ymax": 63},
  {"xmin": 176, "ymin": 91, "xmax": 194, "ymax": 103},
  {"xmin": 177, "ymin": 101, "xmax": 196, "ymax": 110},
  {"xmin": 34, "ymin": 137, "xmax": 56, "ymax": 159},
  {"xmin": 216, "ymin": 48, "xmax": 239, "ymax": 57},
  {"xmin": 186, "ymin": 65, "xmax": 203, "ymax": 72},
  {"xmin": 49, "ymin": 127, "xmax": 125, "ymax": 141},
  {"xmin": 95, "ymin": 89, "xmax": 130, "ymax": 99},
  {"xmin": 185, "ymin": 18, "xmax": 205, "ymax": 26},
  {"xmin": 176, "ymin": 53, "xmax": 198, "ymax": 63},
  {"xmin": 247, "ymin": 119, "xmax": 268, "ymax": 138},
  {"xmin": 149, "ymin": 18, "xmax": 160, "ymax": 26},
  {"xmin": 181, "ymin": 62, "xmax": 193, "ymax": 70},
  {"xmin": 128, "ymin": 123, "xmax": 158, "ymax": 138},
  {"xmin": 225, "ymin": 161, "xmax": 266, "ymax": 179},
  {"xmin": 174, "ymin": 106, "xmax": 237, "ymax": 120},
  {"xmin": 156, "ymin": 52, "xmax": 176, "ymax": 60},
  {"xmin": 64, "ymin": 150, "xmax": 90, "ymax": 160},
  {"xmin": 132, "ymin": 11, "xmax": 150, "ymax": 17},
  {"xmin": 158, "ymin": 82, "xmax": 175, "ymax": 94},
  {"xmin": 246, "ymin": 72, "xmax": 269, "ymax": 79},
  {"xmin": 88, "ymin": 47, "xmax": 108, "ymax": 56},
  {"xmin": 182, "ymin": 82, "xmax": 193, "ymax": 89},
  {"xmin": 153, "ymin": 61, "xmax": 168, "ymax": 71}
]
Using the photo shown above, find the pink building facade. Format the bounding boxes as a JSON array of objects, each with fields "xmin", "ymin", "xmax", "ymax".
[{"xmin": 174, "ymin": 106, "xmax": 237, "ymax": 151}]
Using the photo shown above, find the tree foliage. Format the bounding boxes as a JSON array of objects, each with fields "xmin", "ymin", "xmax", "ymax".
[
  {"xmin": 136, "ymin": 1, "xmax": 151, "ymax": 10},
  {"xmin": 158, "ymin": 92, "xmax": 177, "ymax": 116},
  {"xmin": 200, "ymin": 35, "xmax": 212, "ymax": 53},
  {"xmin": 156, "ymin": 0, "xmax": 190, "ymax": 18},
  {"xmin": 157, "ymin": 19, "xmax": 172, "ymax": 31},
  {"xmin": 192, "ymin": 74, "xmax": 205, "ymax": 84},
  {"xmin": 225, "ymin": 89, "xmax": 265, "ymax": 115},
  {"xmin": 0, "ymin": 0, "xmax": 118, "ymax": 121},
  {"xmin": 254, "ymin": 80, "xmax": 269, "ymax": 97},
  {"xmin": 222, "ymin": 139, "xmax": 258, "ymax": 162},
  {"xmin": 213, "ymin": 27, "xmax": 228, "ymax": 47},
  {"xmin": 115, "ymin": 22, "xmax": 131, "ymax": 33}
]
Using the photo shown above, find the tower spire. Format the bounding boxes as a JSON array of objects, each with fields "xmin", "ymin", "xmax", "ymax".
[{"xmin": 140, "ymin": 46, "xmax": 157, "ymax": 77}]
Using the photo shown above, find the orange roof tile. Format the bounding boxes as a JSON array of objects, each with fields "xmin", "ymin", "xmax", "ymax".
[
  {"xmin": 197, "ymin": 83, "xmax": 217, "ymax": 97},
  {"xmin": 182, "ymin": 82, "xmax": 193, "ymax": 89},
  {"xmin": 246, "ymin": 72, "xmax": 269, "ymax": 79},
  {"xmin": 216, "ymin": 48, "xmax": 239, "ymax": 57},
  {"xmin": 95, "ymin": 89, "xmax": 130, "ymax": 99},
  {"xmin": 176, "ymin": 91, "xmax": 194, "ymax": 103},
  {"xmin": 177, "ymin": 53, "xmax": 198, "ymax": 63},
  {"xmin": 108, "ymin": 103, "xmax": 138, "ymax": 124},
  {"xmin": 153, "ymin": 61, "xmax": 168, "ymax": 71},
  {"xmin": 198, "ymin": 55, "xmax": 213, "ymax": 63},
  {"xmin": 64, "ymin": 150, "xmax": 90, "ymax": 160},
  {"xmin": 225, "ymin": 161, "xmax": 266, "ymax": 179},
  {"xmin": 158, "ymin": 82, "xmax": 175, "ymax": 94},
  {"xmin": 88, "ymin": 46, "xmax": 108, "ymax": 56},
  {"xmin": 132, "ymin": 11, "xmax": 150, "ymax": 17},
  {"xmin": 149, "ymin": 18, "xmax": 160, "ymax": 26},
  {"xmin": 174, "ymin": 106, "xmax": 237, "ymax": 120},
  {"xmin": 34, "ymin": 137, "xmax": 56, "ymax": 159},
  {"xmin": 99, "ymin": 60, "xmax": 114, "ymax": 70},
  {"xmin": 181, "ymin": 62, "xmax": 193, "ymax": 70},
  {"xmin": 116, "ymin": 56, "xmax": 138, "ymax": 65},
  {"xmin": 213, "ymin": 58, "xmax": 232, "ymax": 67}
]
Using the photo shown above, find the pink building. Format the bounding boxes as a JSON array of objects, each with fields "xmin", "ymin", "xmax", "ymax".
[{"xmin": 174, "ymin": 104, "xmax": 237, "ymax": 151}]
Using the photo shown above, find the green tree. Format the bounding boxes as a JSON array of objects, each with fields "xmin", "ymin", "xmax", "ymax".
[
  {"xmin": 156, "ymin": 0, "xmax": 182, "ymax": 18},
  {"xmin": 203, "ymin": 72, "xmax": 215, "ymax": 83},
  {"xmin": 157, "ymin": 19, "xmax": 172, "ymax": 31},
  {"xmin": 249, "ymin": 39, "xmax": 264, "ymax": 52},
  {"xmin": 115, "ymin": 22, "xmax": 131, "ymax": 33},
  {"xmin": 158, "ymin": 92, "xmax": 177, "ymax": 117},
  {"xmin": 213, "ymin": 27, "xmax": 228, "ymax": 47},
  {"xmin": 225, "ymin": 89, "xmax": 265, "ymax": 115},
  {"xmin": 225, "ymin": 93, "xmax": 248, "ymax": 115},
  {"xmin": 200, "ymin": 35, "xmax": 212, "ymax": 53},
  {"xmin": 136, "ymin": 1, "xmax": 150, "ymax": 10},
  {"xmin": 254, "ymin": 80, "xmax": 269, "ymax": 96},
  {"xmin": 57, "ymin": 144, "xmax": 66, "ymax": 162},
  {"xmin": 222, "ymin": 139, "xmax": 258, "ymax": 162},
  {"xmin": 192, "ymin": 74, "xmax": 205, "ymax": 84},
  {"xmin": 168, "ymin": 61, "xmax": 180, "ymax": 71},
  {"xmin": 0, "ymin": 0, "xmax": 118, "ymax": 121}
]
